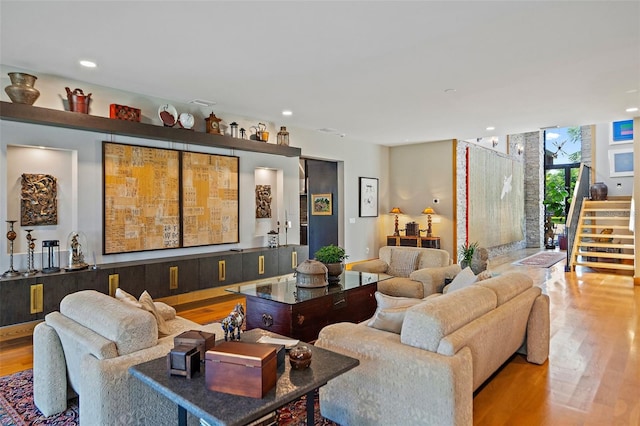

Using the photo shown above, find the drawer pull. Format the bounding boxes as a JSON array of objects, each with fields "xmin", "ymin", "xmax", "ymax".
[
  {"xmin": 262, "ymin": 313, "xmax": 273, "ymax": 327},
  {"xmin": 218, "ymin": 260, "xmax": 226, "ymax": 281},
  {"xmin": 258, "ymin": 255, "xmax": 265, "ymax": 275}
]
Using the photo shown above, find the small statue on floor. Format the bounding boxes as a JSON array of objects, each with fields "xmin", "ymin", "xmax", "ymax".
[
  {"xmin": 222, "ymin": 303, "xmax": 245, "ymax": 341},
  {"xmin": 544, "ymin": 215, "xmax": 555, "ymax": 249}
]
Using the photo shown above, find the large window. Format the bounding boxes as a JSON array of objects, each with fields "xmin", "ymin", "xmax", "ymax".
[{"xmin": 543, "ymin": 127, "xmax": 581, "ymax": 225}]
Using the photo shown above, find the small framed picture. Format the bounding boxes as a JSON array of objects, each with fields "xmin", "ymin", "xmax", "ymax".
[
  {"xmin": 311, "ymin": 193, "xmax": 332, "ymax": 215},
  {"xmin": 612, "ymin": 120, "xmax": 633, "ymax": 143},
  {"xmin": 359, "ymin": 177, "xmax": 379, "ymax": 217},
  {"xmin": 608, "ymin": 148, "xmax": 634, "ymax": 177}
]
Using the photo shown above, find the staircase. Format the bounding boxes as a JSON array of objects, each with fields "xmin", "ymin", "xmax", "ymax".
[{"xmin": 569, "ymin": 198, "xmax": 635, "ymax": 272}]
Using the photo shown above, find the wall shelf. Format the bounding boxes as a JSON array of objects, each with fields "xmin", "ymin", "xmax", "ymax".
[{"xmin": 0, "ymin": 101, "xmax": 301, "ymax": 157}]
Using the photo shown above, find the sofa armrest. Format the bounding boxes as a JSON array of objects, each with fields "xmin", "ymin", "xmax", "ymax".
[
  {"xmin": 409, "ymin": 264, "xmax": 462, "ymax": 296},
  {"xmin": 523, "ymin": 293, "xmax": 550, "ymax": 364},
  {"xmin": 33, "ymin": 321, "xmax": 69, "ymax": 417},
  {"xmin": 350, "ymin": 259, "xmax": 389, "ymax": 274},
  {"xmin": 316, "ymin": 322, "xmax": 473, "ymax": 426}
]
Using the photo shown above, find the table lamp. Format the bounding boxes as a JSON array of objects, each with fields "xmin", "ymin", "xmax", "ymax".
[
  {"xmin": 389, "ymin": 207, "xmax": 404, "ymax": 236},
  {"xmin": 422, "ymin": 207, "xmax": 436, "ymax": 237}
]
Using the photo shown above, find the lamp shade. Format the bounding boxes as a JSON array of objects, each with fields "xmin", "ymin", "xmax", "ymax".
[
  {"xmin": 422, "ymin": 207, "xmax": 436, "ymax": 215},
  {"xmin": 389, "ymin": 207, "xmax": 403, "ymax": 214}
]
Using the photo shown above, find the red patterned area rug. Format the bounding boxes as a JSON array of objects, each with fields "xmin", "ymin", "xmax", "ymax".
[
  {"xmin": 512, "ymin": 250, "xmax": 566, "ymax": 268},
  {"xmin": 0, "ymin": 369, "xmax": 337, "ymax": 426}
]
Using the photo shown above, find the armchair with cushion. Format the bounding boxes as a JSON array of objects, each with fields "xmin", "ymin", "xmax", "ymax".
[{"xmin": 351, "ymin": 246, "xmax": 461, "ymax": 298}]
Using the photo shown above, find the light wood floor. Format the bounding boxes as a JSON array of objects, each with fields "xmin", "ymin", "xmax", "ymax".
[{"xmin": 1, "ymin": 248, "xmax": 638, "ymax": 425}]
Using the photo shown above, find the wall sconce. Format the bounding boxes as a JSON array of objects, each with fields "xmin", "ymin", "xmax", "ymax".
[
  {"xmin": 491, "ymin": 137, "xmax": 498, "ymax": 147},
  {"xmin": 421, "ymin": 207, "xmax": 436, "ymax": 237},
  {"xmin": 389, "ymin": 207, "xmax": 404, "ymax": 236},
  {"xmin": 516, "ymin": 144, "xmax": 524, "ymax": 155}
]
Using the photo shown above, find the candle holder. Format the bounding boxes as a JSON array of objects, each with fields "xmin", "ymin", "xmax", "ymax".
[
  {"xmin": 23, "ymin": 229, "xmax": 38, "ymax": 276},
  {"xmin": 2, "ymin": 220, "xmax": 20, "ymax": 277},
  {"xmin": 41, "ymin": 240, "xmax": 60, "ymax": 274}
]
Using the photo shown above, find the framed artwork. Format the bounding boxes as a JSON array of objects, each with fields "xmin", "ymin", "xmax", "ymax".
[
  {"xmin": 20, "ymin": 173, "xmax": 58, "ymax": 226},
  {"xmin": 359, "ymin": 177, "xmax": 379, "ymax": 217},
  {"xmin": 311, "ymin": 193, "xmax": 332, "ymax": 215},
  {"xmin": 612, "ymin": 120, "xmax": 633, "ymax": 143},
  {"xmin": 608, "ymin": 148, "xmax": 634, "ymax": 177}
]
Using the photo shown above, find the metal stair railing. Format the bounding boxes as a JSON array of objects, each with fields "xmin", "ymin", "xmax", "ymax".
[{"xmin": 565, "ymin": 164, "xmax": 590, "ymax": 272}]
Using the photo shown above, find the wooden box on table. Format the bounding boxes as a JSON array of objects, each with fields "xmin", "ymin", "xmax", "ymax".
[{"xmin": 174, "ymin": 330, "xmax": 216, "ymax": 360}]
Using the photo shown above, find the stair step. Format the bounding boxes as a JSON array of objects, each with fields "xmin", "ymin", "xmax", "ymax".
[
  {"xmin": 578, "ymin": 233, "xmax": 634, "ymax": 239},
  {"xmin": 573, "ymin": 261, "xmax": 635, "ymax": 271},
  {"xmin": 576, "ymin": 250, "xmax": 635, "ymax": 260},
  {"xmin": 577, "ymin": 242, "xmax": 635, "ymax": 249},
  {"xmin": 577, "ymin": 224, "xmax": 631, "ymax": 230},
  {"xmin": 584, "ymin": 208, "xmax": 630, "ymax": 213}
]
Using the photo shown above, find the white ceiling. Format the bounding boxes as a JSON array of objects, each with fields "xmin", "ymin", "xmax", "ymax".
[{"xmin": 1, "ymin": 1, "xmax": 639, "ymax": 146}]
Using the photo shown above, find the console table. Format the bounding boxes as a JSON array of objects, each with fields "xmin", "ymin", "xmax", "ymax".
[
  {"xmin": 387, "ymin": 235, "xmax": 441, "ymax": 249},
  {"xmin": 228, "ymin": 271, "xmax": 390, "ymax": 342}
]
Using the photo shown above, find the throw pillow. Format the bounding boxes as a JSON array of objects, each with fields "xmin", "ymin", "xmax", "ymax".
[
  {"xmin": 445, "ymin": 266, "xmax": 477, "ymax": 293},
  {"xmin": 115, "ymin": 288, "xmax": 143, "ymax": 308},
  {"xmin": 154, "ymin": 301, "xmax": 177, "ymax": 321},
  {"xmin": 139, "ymin": 290, "xmax": 170, "ymax": 336},
  {"xmin": 367, "ymin": 292, "xmax": 423, "ymax": 333},
  {"xmin": 387, "ymin": 250, "xmax": 420, "ymax": 278}
]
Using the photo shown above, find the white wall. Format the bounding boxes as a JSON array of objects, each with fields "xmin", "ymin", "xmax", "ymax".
[
  {"xmin": 0, "ymin": 65, "xmax": 388, "ymax": 272},
  {"xmin": 593, "ymin": 122, "xmax": 635, "ymax": 197}
]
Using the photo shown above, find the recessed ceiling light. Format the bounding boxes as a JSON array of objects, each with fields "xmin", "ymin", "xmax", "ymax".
[
  {"xmin": 625, "ymin": 89, "xmax": 638, "ymax": 94},
  {"xmin": 486, "ymin": 126, "xmax": 495, "ymax": 131},
  {"xmin": 444, "ymin": 88, "xmax": 456, "ymax": 93},
  {"xmin": 282, "ymin": 110, "xmax": 293, "ymax": 116},
  {"xmin": 79, "ymin": 60, "xmax": 96, "ymax": 68},
  {"xmin": 626, "ymin": 107, "xmax": 638, "ymax": 112},
  {"xmin": 189, "ymin": 99, "xmax": 216, "ymax": 107}
]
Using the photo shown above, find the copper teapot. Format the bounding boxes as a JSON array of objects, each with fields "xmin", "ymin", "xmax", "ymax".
[{"xmin": 65, "ymin": 87, "xmax": 92, "ymax": 114}]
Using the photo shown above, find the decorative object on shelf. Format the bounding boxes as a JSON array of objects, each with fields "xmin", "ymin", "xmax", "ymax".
[
  {"xmin": 23, "ymin": 229, "xmax": 37, "ymax": 276},
  {"xmin": 4, "ymin": 72, "xmax": 40, "ymax": 105},
  {"xmin": 389, "ymin": 207, "xmax": 403, "ymax": 236},
  {"xmin": 229, "ymin": 121, "xmax": 239, "ymax": 138},
  {"xmin": 289, "ymin": 345, "xmax": 312, "ymax": 370},
  {"xmin": 2, "ymin": 220, "xmax": 20, "ymax": 278},
  {"xmin": 277, "ymin": 126, "xmax": 289, "ymax": 146},
  {"xmin": 259, "ymin": 123, "xmax": 269, "ymax": 142},
  {"xmin": 458, "ymin": 240, "xmax": 479, "ymax": 269},
  {"xmin": 267, "ymin": 230, "xmax": 279, "ymax": 248},
  {"xmin": 311, "ymin": 193, "xmax": 332, "ymax": 215},
  {"xmin": 109, "ymin": 104, "xmax": 141, "ymax": 122},
  {"xmin": 66, "ymin": 231, "xmax": 89, "ymax": 271},
  {"xmin": 178, "ymin": 112, "xmax": 195, "ymax": 130},
  {"xmin": 205, "ymin": 112, "xmax": 222, "ymax": 134},
  {"xmin": 314, "ymin": 244, "xmax": 348, "ymax": 282},
  {"xmin": 65, "ymin": 87, "xmax": 92, "ymax": 114},
  {"xmin": 405, "ymin": 221, "xmax": 419, "ymax": 236},
  {"xmin": 421, "ymin": 206, "xmax": 436, "ymax": 237},
  {"xmin": 239, "ymin": 127, "xmax": 246, "ymax": 139},
  {"xmin": 295, "ymin": 259, "xmax": 328, "ymax": 288},
  {"xmin": 21, "ymin": 173, "xmax": 57, "ymax": 226},
  {"xmin": 359, "ymin": 177, "xmax": 379, "ymax": 217},
  {"xmin": 221, "ymin": 303, "xmax": 245, "ymax": 341},
  {"xmin": 167, "ymin": 345, "xmax": 200, "ymax": 378},
  {"xmin": 158, "ymin": 104, "xmax": 178, "ymax": 127},
  {"xmin": 589, "ymin": 182, "xmax": 608, "ymax": 201},
  {"xmin": 41, "ymin": 239, "xmax": 60, "ymax": 274},
  {"xmin": 255, "ymin": 185, "xmax": 272, "ymax": 218}
]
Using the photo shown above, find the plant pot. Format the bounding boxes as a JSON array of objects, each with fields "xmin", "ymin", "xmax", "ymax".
[{"xmin": 324, "ymin": 262, "xmax": 344, "ymax": 282}]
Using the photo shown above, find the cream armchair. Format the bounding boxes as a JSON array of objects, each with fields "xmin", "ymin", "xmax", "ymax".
[{"xmin": 351, "ymin": 246, "xmax": 461, "ymax": 298}]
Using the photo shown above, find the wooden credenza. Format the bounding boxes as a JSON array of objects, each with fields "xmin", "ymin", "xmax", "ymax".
[{"xmin": 386, "ymin": 235, "xmax": 441, "ymax": 249}]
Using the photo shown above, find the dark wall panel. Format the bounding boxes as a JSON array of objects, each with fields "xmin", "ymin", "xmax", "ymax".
[{"xmin": 305, "ymin": 159, "xmax": 338, "ymax": 258}]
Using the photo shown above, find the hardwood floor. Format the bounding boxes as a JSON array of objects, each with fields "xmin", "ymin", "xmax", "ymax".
[{"xmin": 1, "ymin": 248, "xmax": 638, "ymax": 425}]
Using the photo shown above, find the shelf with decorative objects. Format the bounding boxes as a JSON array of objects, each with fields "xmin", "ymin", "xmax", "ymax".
[{"xmin": 0, "ymin": 101, "xmax": 301, "ymax": 157}]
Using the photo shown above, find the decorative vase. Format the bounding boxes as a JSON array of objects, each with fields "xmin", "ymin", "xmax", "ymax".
[
  {"xmin": 65, "ymin": 87, "xmax": 92, "ymax": 114},
  {"xmin": 4, "ymin": 72, "xmax": 40, "ymax": 105},
  {"xmin": 324, "ymin": 262, "xmax": 344, "ymax": 282},
  {"xmin": 590, "ymin": 182, "xmax": 608, "ymax": 201}
]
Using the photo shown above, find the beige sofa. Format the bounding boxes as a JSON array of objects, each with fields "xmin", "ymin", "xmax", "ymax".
[
  {"xmin": 315, "ymin": 272, "xmax": 549, "ymax": 426},
  {"xmin": 351, "ymin": 246, "xmax": 461, "ymax": 298},
  {"xmin": 33, "ymin": 290, "xmax": 223, "ymax": 426}
]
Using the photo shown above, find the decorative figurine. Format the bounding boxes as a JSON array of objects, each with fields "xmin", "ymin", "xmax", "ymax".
[
  {"xmin": 23, "ymin": 229, "xmax": 37, "ymax": 276},
  {"xmin": 66, "ymin": 231, "xmax": 89, "ymax": 271},
  {"xmin": 2, "ymin": 220, "xmax": 20, "ymax": 277},
  {"xmin": 205, "ymin": 112, "xmax": 222, "ymax": 135},
  {"xmin": 277, "ymin": 126, "xmax": 289, "ymax": 146},
  {"xmin": 229, "ymin": 121, "xmax": 239, "ymax": 138},
  {"xmin": 221, "ymin": 303, "xmax": 245, "ymax": 341}
]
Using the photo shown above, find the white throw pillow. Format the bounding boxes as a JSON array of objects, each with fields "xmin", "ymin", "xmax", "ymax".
[
  {"xmin": 445, "ymin": 266, "xmax": 478, "ymax": 293},
  {"xmin": 387, "ymin": 250, "xmax": 420, "ymax": 278},
  {"xmin": 367, "ymin": 292, "xmax": 423, "ymax": 333},
  {"xmin": 115, "ymin": 288, "xmax": 143, "ymax": 308},
  {"xmin": 154, "ymin": 301, "xmax": 177, "ymax": 321},
  {"xmin": 139, "ymin": 290, "xmax": 170, "ymax": 336}
]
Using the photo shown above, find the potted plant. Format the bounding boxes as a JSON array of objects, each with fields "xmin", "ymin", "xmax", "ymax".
[
  {"xmin": 458, "ymin": 241, "xmax": 479, "ymax": 269},
  {"xmin": 314, "ymin": 244, "xmax": 349, "ymax": 282}
]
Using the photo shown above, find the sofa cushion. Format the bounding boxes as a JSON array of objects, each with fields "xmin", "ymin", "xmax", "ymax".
[
  {"xmin": 139, "ymin": 290, "xmax": 170, "ymax": 336},
  {"xmin": 60, "ymin": 290, "xmax": 158, "ymax": 356},
  {"xmin": 115, "ymin": 288, "xmax": 143, "ymax": 308},
  {"xmin": 368, "ymin": 292, "xmax": 425, "ymax": 333},
  {"xmin": 401, "ymin": 285, "xmax": 497, "ymax": 352},
  {"xmin": 476, "ymin": 272, "xmax": 533, "ymax": 305},
  {"xmin": 444, "ymin": 266, "xmax": 477, "ymax": 293},
  {"xmin": 387, "ymin": 249, "xmax": 420, "ymax": 278},
  {"xmin": 377, "ymin": 276, "xmax": 424, "ymax": 298}
]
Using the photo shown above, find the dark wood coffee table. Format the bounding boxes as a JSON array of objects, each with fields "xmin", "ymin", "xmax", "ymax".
[
  {"xmin": 227, "ymin": 271, "xmax": 390, "ymax": 342},
  {"xmin": 129, "ymin": 328, "xmax": 359, "ymax": 426}
]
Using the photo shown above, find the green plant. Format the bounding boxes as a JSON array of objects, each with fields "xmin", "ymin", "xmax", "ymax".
[
  {"xmin": 458, "ymin": 241, "xmax": 479, "ymax": 266},
  {"xmin": 543, "ymin": 176, "xmax": 569, "ymax": 220},
  {"xmin": 314, "ymin": 244, "xmax": 348, "ymax": 264}
]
